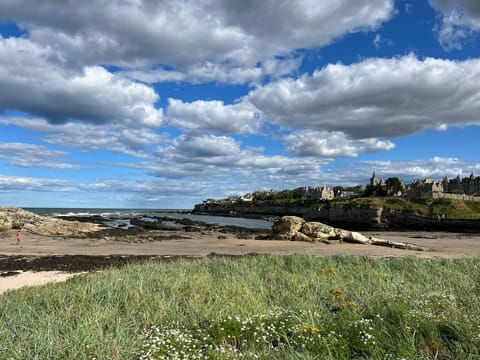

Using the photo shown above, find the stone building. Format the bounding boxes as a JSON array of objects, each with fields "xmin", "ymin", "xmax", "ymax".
[
  {"xmin": 303, "ymin": 186, "xmax": 334, "ymax": 200},
  {"xmin": 443, "ymin": 173, "xmax": 480, "ymax": 194},
  {"xmin": 410, "ymin": 178, "xmax": 444, "ymax": 197},
  {"xmin": 408, "ymin": 173, "xmax": 480, "ymax": 198}
]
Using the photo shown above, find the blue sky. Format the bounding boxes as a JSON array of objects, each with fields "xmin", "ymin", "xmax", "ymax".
[{"xmin": 1, "ymin": 0, "xmax": 480, "ymax": 209}]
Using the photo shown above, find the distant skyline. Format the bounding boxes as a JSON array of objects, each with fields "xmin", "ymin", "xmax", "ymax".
[{"xmin": 1, "ymin": 0, "xmax": 480, "ymax": 209}]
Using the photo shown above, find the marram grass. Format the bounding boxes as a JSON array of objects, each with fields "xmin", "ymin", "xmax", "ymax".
[{"xmin": 0, "ymin": 255, "xmax": 479, "ymax": 359}]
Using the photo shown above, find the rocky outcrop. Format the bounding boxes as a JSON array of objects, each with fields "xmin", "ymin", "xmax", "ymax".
[
  {"xmin": 272, "ymin": 216, "xmax": 346, "ymax": 242},
  {"xmin": 0, "ymin": 206, "xmax": 105, "ymax": 236},
  {"xmin": 193, "ymin": 201, "xmax": 384, "ymax": 228},
  {"xmin": 271, "ymin": 216, "xmax": 426, "ymax": 251},
  {"xmin": 194, "ymin": 200, "xmax": 480, "ymax": 232},
  {"xmin": 192, "ymin": 202, "xmax": 320, "ymax": 219}
]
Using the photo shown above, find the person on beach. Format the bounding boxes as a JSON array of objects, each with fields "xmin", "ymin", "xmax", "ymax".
[{"xmin": 16, "ymin": 230, "xmax": 21, "ymax": 245}]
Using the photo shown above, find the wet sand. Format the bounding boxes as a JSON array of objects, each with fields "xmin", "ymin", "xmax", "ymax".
[
  {"xmin": 1, "ymin": 228, "xmax": 480, "ymax": 293},
  {"xmin": 2, "ymin": 228, "xmax": 480, "ymax": 259}
]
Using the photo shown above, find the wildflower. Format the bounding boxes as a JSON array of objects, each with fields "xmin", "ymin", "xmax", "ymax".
[
  {"xmin": 340, "ymin": 301, "xmax": 358, "ymax": 310},
  {"xmin": 330, "ymin": 288, "xmax": 343, "ymax": 301},
  {"xmin": 324, "ymin": 267, "xmax": 336, "ymax": 276},
  {"xmin": 299, "ymin": 324, "xmax": 319, "ymax": 336}
]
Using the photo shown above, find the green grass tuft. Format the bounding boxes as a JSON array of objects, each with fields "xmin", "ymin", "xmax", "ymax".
[{"xmin": 1, "ymin": 255, "xmax": 480, "ymax": 359}]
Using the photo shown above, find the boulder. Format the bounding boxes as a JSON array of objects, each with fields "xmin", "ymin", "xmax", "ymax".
[
  {"xmin": 301, "ymin": 221, "xmax": 336, "ymax": 239},
  {"xmin": 270, "ymin": 215, "xmax": 426, "ymax": 250},
  {"xmin": 272, "ymin": 216, "xmax": 307, "ymax": 240}
]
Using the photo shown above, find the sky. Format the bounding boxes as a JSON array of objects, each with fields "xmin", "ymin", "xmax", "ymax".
[{"xmin": 0, "ymin": 0, "xmax": 480, "ymax": 209}]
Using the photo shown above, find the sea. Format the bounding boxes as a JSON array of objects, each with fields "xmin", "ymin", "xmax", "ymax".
[{"xmin": 24, "ymin": 208, "xmax": 273, "ymax": 230}]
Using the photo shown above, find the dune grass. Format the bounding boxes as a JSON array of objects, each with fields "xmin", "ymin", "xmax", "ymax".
[{"xmin": 1, "ymin": 255, "xmax": 479, "ymax": 359}]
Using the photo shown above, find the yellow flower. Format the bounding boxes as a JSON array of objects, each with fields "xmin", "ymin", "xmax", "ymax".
[
  {"xmin": 330, "ymin": 288, "xmax": 343, "ymax": 300},
  {"xmin": 340, "ymin": 301, "xmax": 358, "ymax": 310},
  {"xmin": 299, "ymin": 324, "xmax": 319, "ymax": 336},
  {"xmin": 323, "ymin": 267, "xmax": 336, "ymax": 276}
]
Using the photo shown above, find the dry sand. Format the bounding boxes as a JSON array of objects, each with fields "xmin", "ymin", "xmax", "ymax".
[
  {"xmin": 1, "ymin": 228, "xmax": 480, "ymax": 294},
  {"xmin": 0, "ymin": 271, "xmax": 81, "ymax": 294}
]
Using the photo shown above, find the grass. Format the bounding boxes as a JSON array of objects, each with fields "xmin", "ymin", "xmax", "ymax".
[
  {"xmin": 0, "ymin": 255, "xmax": 480, "ymax": 359},
  {"xmin": 335, "ymin": 196, "xmax": 480, "ymax": 219}
]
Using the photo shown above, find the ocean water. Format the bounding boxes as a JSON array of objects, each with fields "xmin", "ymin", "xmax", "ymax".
[{"xmin": 24, "ymin": 208, "xmax": 273, "ymax": 230}]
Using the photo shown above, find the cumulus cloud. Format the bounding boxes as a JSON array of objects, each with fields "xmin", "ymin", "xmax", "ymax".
[
  {"xmin": 167, "ymin": 99, "xmax": 262, "ymax": 135},
  {"xmin": 0, "ymin": 117, "xmax": 167, "ymax": 158},
  {"xmin": 284, "ymin": 131, "xmax": 395, "ymax": 157},
  {"xmin": 0, "ymin": 142, "xmax": 78, "ymax": 169},
  {"xmin": 0, "ymin": 174, "xmax": 75, "ymax": 192},
  {"xmin": 0, "ymin": 0, "xmax": 394, "ymax": 83},
  {"xmin": 121, "ymin": 57, "xmax": 301, "ymax": 85},
  {"xmin": 429, "ymin": 0, "xmax": 480, "ymax": 49},
  {"xmin": 118, "ymin": 133, "xmax": 332, "ymax": 186},
  {"xmin": 150, "ymin": 135, "xmax": 258, "ymax": 177},
  {"xmin": 249, "ymin": 54, "xmax": 480, "ymax": 139},
  {"xmin": 0, "ymin": 36, "xmax": 163, "ymax": 127}
]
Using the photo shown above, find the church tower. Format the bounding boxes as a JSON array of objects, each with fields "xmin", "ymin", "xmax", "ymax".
[{"xmin": 370, "ymin": 171, "xmax": 379, "ymax": 186}]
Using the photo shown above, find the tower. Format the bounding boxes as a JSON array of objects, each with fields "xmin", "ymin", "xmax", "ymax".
[{"xmin": 370, "ymin": 171, "xmax": 379, "ymax": 186}]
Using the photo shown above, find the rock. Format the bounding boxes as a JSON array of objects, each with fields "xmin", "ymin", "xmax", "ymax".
[
  {"xmin": 334, "ymin": 228, "xmax": 349, "ymax": 239},
  {"xmin": 343, "ymin": 231, "xmax": 371, "ymax": 244},
  {"xmin": 272, "ymin": 216, "xmax": 306, "ymax": 240},
  {"xmin": 301, "ymin": 221, "xmax": 336, "ymax": 239},
  {"xmin": 291, "ymin": 232, "xmax": 313, "ymax": 242},
  {"xmin": 270, "ymin": 215, "xmax": 427, "ymax": 251},
  {"xmin": 328, "ymin": 203, "xmax": 383, "ymax": 227},
  {"xmin": 369, "ymin": 238, "xmax": 426, "ymax": 251},
  {"xmin": 0, "ymin": 206, "xmax": 104, "ymax": 236}
]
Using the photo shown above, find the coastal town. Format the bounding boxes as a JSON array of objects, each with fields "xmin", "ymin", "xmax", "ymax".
[{"xmin": 203, "ymin": 171, "xmax": 480, "ymax": 205}]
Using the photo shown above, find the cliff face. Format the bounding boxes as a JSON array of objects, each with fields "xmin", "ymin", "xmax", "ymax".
[
  {"xmin": 192, "ymin": 201, "xmax": 380, "ymax": 227},
  {"xmin": 192, "ymin": 202, "xmax": 327, "ymax": 219},
  {"xmin": 193, "ymin": 202, "xmax": 480, "ymax": 231},
  {"xmin": 327, "ymin": 203, "xmax": 383, "ymax": 228}
]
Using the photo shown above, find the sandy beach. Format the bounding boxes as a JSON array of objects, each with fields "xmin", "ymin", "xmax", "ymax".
[{"xmin": 1, "ymin": 228, "xmax": 480, "ymax": 294}]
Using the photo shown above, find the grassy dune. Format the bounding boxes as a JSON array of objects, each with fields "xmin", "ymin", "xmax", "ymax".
[{"xmin": 1, "ymin": 255, "xmax": 480, "ymax": 359}]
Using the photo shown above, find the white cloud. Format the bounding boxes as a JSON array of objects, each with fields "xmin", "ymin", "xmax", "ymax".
[
  {"xmin": 249, "ymin": 55, "xmax": 480, "ymax": 139},
  {"xmin": 0, "ymin": 117, "xmax": 167, "ymax": 158},
  {"xmin": 285, "ymin": 156, "xmax": 475, "ymax": 188},
  {"xmin": 284, "ymin": 130, "xmax": 395, "ymax": 157},
  {"xmin": 373, "ymin": 34, "xmax": 382, "ymax": 49},
  {"xmin": 120, "ymin": 134, "xmax": 333, "ymax": 186},
  {"xmin": 172, "ymin": 135, "xmax": 241, "ymax": 159},
  {"xmin": 0, "ymin": 174, "xmax": 75, "ymax": 192},
  {"xmin": 121, "ymin": 58, "xmax": 301, "ymax": 85},
  {"xmin": 429, "ymin": 0, "xmax": 480, "ymax": 49},
  {"xmin": 0, "ymin": 36, "xmax": 163, "ymax": 127},
  {"xmin": 356, "ymin": 157, "xmax": 468, "ymax": 180},
  {"xmin": 0, "ymin": 142, "xmax": 78, "ymax": 169},
  {"xmin": 167, "ymin": 99, "xmax": 262, "ymax": 135},
  {"xmin": 372, "ymin": 33, "xmax": 393, "ymax": 49},
  {"xmin": 0, "ymin": 0, "xmax": 395, "ymax": 84}
]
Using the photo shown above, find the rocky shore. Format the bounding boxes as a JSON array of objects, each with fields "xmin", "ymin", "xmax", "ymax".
[
  {"xmin": 2, "ymin": 206, "xmax": 480, "ymax": 280},
  {"xmin": 0, "ymin": 206, "xmax": 104, "ymax": 236},
  {"xmin": 192, "ymin": 201, "xmax": 480, "ymax": 232}
]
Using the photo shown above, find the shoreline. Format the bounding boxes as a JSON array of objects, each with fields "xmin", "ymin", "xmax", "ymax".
[
  {"xmin": 2, "ymin": 228, "xmax": 480, "ymax": 261},
  {"xmin": 2, "ymin": 227, "xmax": 480, "ymax": 294}
]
